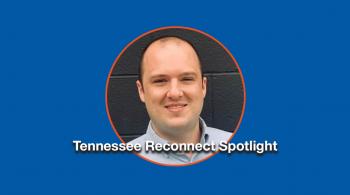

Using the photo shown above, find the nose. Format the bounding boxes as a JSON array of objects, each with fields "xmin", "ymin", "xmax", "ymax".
[{"xmin": 166, "ymin": 80, "xmax": 183, "ymax": 100}]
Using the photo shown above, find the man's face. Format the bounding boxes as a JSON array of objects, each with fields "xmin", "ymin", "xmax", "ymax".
[{"xmin": 136, "ymin": 39, "xmax": 207, "ymax": 136}]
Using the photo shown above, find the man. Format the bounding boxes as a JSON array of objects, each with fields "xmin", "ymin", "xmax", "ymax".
[{"xmin": 129, "ymin": 36, "xmax": 231, "ymax": 165}]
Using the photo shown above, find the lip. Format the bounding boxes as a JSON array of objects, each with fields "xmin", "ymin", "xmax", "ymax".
[{"xmin": 164, "ymin": 103, "xmax": 188, "ymax": 112}]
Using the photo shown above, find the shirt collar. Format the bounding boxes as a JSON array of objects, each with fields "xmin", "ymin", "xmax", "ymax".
[{"xmin": 145, "ymin": 117, "xmax": 209, "ymax": 144}]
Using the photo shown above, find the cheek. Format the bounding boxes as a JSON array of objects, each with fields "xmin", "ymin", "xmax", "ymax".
[
  {"xmin": 144, "ymin": 88, "xmax": 166, "ymax": 104},
  {"xmin": 187, "ymin": 84, "xmax": 205, "ymax": 99}
]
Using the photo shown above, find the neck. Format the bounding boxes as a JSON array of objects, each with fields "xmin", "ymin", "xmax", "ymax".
[{"xmin": 151, "ymin": 121, "xmax": 201, "ymax": 144}]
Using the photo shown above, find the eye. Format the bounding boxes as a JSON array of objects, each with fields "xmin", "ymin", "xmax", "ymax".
[
  {"xmin": 182, "ymin": 77, "xmax": 195, "ymax": 82},
  {"xmin": 153, "ymin": 79, "xmax": 167, "ymax": 83}
]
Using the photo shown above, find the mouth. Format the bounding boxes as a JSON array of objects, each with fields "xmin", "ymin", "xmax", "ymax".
[{"xmin": 164, "ymin": 103, "xmax": 188, "ymax": 112}]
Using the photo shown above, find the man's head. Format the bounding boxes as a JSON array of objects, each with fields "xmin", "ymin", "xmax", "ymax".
[{"xmin": 136, "ymin": 37, "xmax": 207, "ymax": 139}]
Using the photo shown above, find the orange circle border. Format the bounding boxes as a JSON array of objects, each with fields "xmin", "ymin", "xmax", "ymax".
[{"xmin": 105, "ymin": 26, "xmax": 246, "ymax": 167}]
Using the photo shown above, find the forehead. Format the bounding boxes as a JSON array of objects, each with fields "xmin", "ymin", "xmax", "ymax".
[{"xmin": 142, "ymin": 38, "xmax": 201, "ymax": 76}]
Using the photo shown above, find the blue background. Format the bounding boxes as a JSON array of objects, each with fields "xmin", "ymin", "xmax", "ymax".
[{"xmin": 1, "ymin": 0, "xmax": 349, "ymax": 194}]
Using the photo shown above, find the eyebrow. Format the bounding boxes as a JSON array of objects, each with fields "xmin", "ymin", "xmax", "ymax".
[
  {"xmin": 180, "ymin": 72, "xmax": 197, "ymax": 77},
  {"xmin": 149, "ymin": 72, "xmax": 197, "ymax": 79},
  {"xmin": 149, "ymin": 74, "xmax": 167, "ymax": 80}
]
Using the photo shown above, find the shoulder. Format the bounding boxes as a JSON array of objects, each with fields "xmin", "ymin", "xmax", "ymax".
[
  {"xmin": 128, "ymin": 134, "xmax": 148, "ymax": 145},
  {"xmin": 205, "ymin": 126, "xmax": 232, "ymax": 143}
]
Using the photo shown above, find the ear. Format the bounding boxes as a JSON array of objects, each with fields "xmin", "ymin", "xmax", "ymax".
[
  {"xmin": 202, "ymin": 77, "xmax": 207, "ymax": 98},
  {"xmin": 136, "ymin": 80, "xmax": 145, "ymax": 103}
]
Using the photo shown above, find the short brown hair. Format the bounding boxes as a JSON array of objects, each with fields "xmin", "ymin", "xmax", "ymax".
[{"xmin": 138, "ymin": 36, "xmax": 203, "ymax": 82}]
